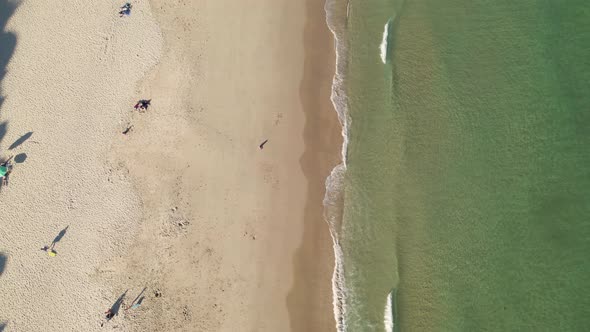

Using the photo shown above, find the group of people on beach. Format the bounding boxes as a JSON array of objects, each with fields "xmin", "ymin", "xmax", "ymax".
[
  {"xmin": 4, "ymin": 2, "xmax": 269, "ymax": 326},
  {"xmin": 0, "ymin": 2, "xmax": 155, "ymax": 327},
  {"xmin": 106, "ymin": 97, "xmax": 153, "ymax": 322},
  {"xmin": 112, "ymin": 4, "xmax": 152, "ymax": 318},
  {"xmin": 134, "ymin": 99, "xmax": 151, "ymax": 111},
  {"xmin": 101, "ymin": 288, "xmax": 146, "ymax": 327},
  {"xmin": 0, "ymin": 96, "xmax": 152, "ymax": 186}
]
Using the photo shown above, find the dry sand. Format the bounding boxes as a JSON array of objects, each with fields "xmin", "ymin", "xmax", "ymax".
[
  {"xmin": 0, "ymin": 0, "xmax": 340, "ymax": 331},
  {"xmin": 0, "ymin": 0, "xmax": 161, "ymax": 331}
]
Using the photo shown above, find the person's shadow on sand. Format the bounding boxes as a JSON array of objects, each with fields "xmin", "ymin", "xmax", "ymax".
[
  {"xmin": 0, "ymin": 0, "xmax": 18, "ymax": 114},
  {"xmin": 110, "ymin": 291, "xmax": 127, "ymax": 316},
  {"xmin": 42, "ymin": 226, "xmax": 68, "ymax": 255},
  {"xmin": 0, "ymin": 0, "xmax": 18, "ymax": 326},
  {"xmin": 51, "ymin": 226, "xmax": 68, "ymax": 247},
  {"xmin": 8, "ymin": 131, "xmax": 32, "ymax": 150},
  {"xmin": 101, "ymin": 290, "xmax": 127, "ymax": 326},
  {"xmin": 0, "ymin": 0, "xmax": 20, "ymax": 194},
  {"xmin": 14, "ymin": 153, "xmax": 26, "ymax": 164},
  {"xmin": 0, "ymin": 0, "xmax": 18, "ymax": 327},
  {"xmin": 0, "ymin": 252, "xmax": 6, "ymax": 277}
]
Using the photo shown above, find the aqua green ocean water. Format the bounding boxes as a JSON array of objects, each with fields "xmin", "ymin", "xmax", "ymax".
[{"xmin": 335, "ymin": 1, "xmax": 590, "ymax": 330}]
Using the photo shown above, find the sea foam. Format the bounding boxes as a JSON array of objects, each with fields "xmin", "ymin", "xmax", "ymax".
[
  {"xmin": 324, "ymin": 0, "xmax": 351, "ymax": 330},
  {"xmin": 384, "ymin": 290, "xmax": 395, "ymax": 332},
  {"xmin": 379, "ymin": 19, "xmax": 391, "ymax": 64}
]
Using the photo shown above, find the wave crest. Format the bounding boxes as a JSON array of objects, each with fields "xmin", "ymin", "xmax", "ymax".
[{"xmin": 379, "ymin": 19, "xmax": 392, "ymax": 64}]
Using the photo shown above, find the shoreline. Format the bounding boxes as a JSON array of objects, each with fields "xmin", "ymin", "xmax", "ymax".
[
  {"xmin": 324, "ymin": 0, "xmax": 352, "ymax": 329},
  {"xmin": 286, "ymin": 0, "xmax": 342, "ymax": 330}
]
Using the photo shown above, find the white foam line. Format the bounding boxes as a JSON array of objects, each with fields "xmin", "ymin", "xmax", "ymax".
[
  {"xmin": 323, "ymin": 164, "xmax": 347, "ymax": 331},
  {"xmin": 384, "ymin": 291, "xmax": 394, "ymax": 332},
  {"xmin": 346, "ymin": 1, "xmax": 351, "ymax": 18},
  {"xmin": 324, "ymin": 0, "xmax": 351, "ymax": 330},
  {"xmin": 379, "ymin": 20, "xmax": 391, "ymax": 64}
]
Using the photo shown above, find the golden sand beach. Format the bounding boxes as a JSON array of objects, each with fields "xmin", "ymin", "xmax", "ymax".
[{"xmin": 0, "ymin": 0, "xmax": 340, "ymax": 331}]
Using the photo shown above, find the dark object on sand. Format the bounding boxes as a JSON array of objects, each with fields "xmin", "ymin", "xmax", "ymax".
[
  {"xmin": 100, "ymin": 309, "xmax": 116, "ymax": 327},
  {"xmin": 122, "ymin": 125, "xmax": 133, "ymax": 135},
  {"xmin": 134, "ymin": 99, "xmax": 151, "ymax": 111},
  {"xmin": 14, "ymin": 153, "xmax": 27, "ymax": 164},
  {"xmin": 103, "ymin": 290, "xmax": 127, "ymax": 324},
  {"xmin": 126, "ymin": 288, "xmax": 147, "ymax": 311},
  {"xmin": 8, "ymin": 131, "xmax": 33, "ymax": 150},
  {"xmin": 125, "ymin": 287, "xmax": 147, "ymax": 311},
  {"xmin": 119, "ymin": 3, "xmax": 132, "ymax": 17},
  {"xmin": 119, "ymin": 8, "xmax": 131, "ymax": 17},
  {"xmin": 40, "ymin": 226, "xmax": 68, "ymax": 257},
  {"xmin": 51, "ymin": 226, "xmax": 69, "ymax": 248},
  {"xmin": 259, "ymin": 139, "xmax": 268, "ymax": 149},
  {"xmin": 130, "ymin": 296, "xmax": 144, "ymax": 309},
  {"xmin": 0, "ymin": 158, "xmax": 13, "ymax": 187},
  {"xmin": 40, "ymin": 246, "xmax": 57, "ymax": 257}
]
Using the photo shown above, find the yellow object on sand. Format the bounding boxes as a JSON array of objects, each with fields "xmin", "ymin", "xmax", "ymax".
[{"xmin": 48, "ymin": 251, "xmax": 56, "ymax": 257}]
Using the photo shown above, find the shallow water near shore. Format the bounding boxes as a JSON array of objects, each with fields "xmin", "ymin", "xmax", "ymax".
[{"xmin": 329, "ymin": 1, "xmax": 590, "ymax": 330}]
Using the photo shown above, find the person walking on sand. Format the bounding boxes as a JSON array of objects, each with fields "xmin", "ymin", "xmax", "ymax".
[
  {"xmin": 119, "ymin": 3, "xmax": 132, "ymax": 17},
  {"xmin": 40, "ymin": 226, "xmax": 68, "ymax": 257},
  {"xmin": 105, "ymin": 309, "xmax": 115, "ymax": 320},
  {"xmin": 100, "ymin": 309, "xmax": 115, "ymax": 327}
]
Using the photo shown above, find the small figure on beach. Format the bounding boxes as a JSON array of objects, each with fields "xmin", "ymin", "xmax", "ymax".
[
  {"xmin": 101, "ymin": 290, "xmax": 127, "ymax": 326},
  {"xmin": 41, "ymin": 226, "xmax": 69, "ymax": 257},
  {"xmin": 0, "ymin": 158, "xmax": 13, "ymax": 187},
  {"xmin": 122, "ymin": 125, "xmax": 133, "ymax": 135},
  {"xmin": 105, "ymin": 309, "xmax": 115, "ymax": 320},
  {"xmin": 100, "ymin": 309, "xmax": 116, "ymax": 327},
  {"xmin": 119, "ymin": 3, "xmax": 132, "ymax": 17},
  {"xmin": 125, "ymin": 287, "xmax": 146, "ymax": 312},
  {"xmin": 105, "ymin": 291, "xmax": 127, "ymax": 322},
  {"xmin": 125, "ymin": 294, "xmax": 145, "ymax": 311},
  {"xmin": 259, "ymin": 139, "xmax": 268, "ymax": 150},
  {"xmin": 41, "ymin": 246, "xmax": 57, "ymax": 257},
  {"xmin": 134, "ymin": 99, "xmax": 151, "ymax": 111}
]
